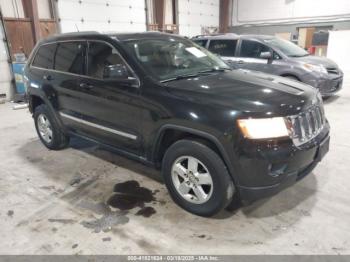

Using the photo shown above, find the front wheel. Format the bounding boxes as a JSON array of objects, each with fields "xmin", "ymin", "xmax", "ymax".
[{"xmin": 162, "ymin": 139, "xmax": 235, "ymax": 217}]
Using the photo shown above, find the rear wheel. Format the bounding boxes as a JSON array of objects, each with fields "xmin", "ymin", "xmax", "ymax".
[
  {"xmin": 162, "ymin": 139, "xmax": 234, "ymax": 217},
  {"xmin": 34, "ymin": 104, "xmax": 70, "ymax": 150}
]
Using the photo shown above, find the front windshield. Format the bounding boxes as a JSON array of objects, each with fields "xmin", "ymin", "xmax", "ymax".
[
  {"xmin": 264, "ymin": 37, "xmax": 309, "ymax": 57},
  {"xmin": 123, "ymin": 37, "xmax": 230, "ymax": 81}
]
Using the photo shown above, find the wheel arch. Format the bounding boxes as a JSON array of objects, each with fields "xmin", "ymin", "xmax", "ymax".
[
  {"xmin": 28, "ymin": 95, "xmax": 45, "ymax": 114},
  {"xmin": 28, "ymin": 94, "xmax": 67, "ymax": 132},
  {"xmin": 280, "ymin": 73, "xmax": 301, "ymax": 81},
  {"xmin": 152, "ymin": 124, "xmax": 238, "ymax": 184}
]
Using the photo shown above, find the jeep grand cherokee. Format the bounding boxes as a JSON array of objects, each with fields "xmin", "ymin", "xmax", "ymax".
[{"xmin": 25, "ymin": 32, "xmax": 330, "ymax": 216}]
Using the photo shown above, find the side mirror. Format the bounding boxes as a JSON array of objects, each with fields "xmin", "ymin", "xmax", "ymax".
[
  {"xmin": 260, "ymin": 51, "xmax": 272, "ymax": 60},
  {"xmin": 103, "ymin": 64, "xmax": 129, "ymax": 80}
]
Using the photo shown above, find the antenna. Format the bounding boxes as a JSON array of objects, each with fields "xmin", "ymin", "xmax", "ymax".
[{"xmin": 75, "ymin": 24, "xmax": 79, "ymax": 32}]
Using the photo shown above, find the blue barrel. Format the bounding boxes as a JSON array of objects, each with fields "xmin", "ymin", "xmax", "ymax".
[{"xmin": 12, "ymin": 62, "xmax": 26, "ymax": 94}]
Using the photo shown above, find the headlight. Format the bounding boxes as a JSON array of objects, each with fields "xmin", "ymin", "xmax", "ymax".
[
  {"xmin": 303, "ymin": 63, "xmax": 328, "ymax": 74},
  {"xmin": 237, "ymin": 117, "xmax": 289, "ymax": 139}
]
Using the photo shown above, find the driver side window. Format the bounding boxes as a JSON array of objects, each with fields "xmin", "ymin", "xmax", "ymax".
[{"xmin": 87, "ymin": 41, "xmax": 130, "ymax": 79}]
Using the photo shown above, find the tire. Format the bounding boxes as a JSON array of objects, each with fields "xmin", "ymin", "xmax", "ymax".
[
  {"xmin": 34, "ymin": 104, "xmax": 70, "ymax": 150},
  {"xmin": 162, "ymin": 139, "xmax": 235, "ymax": 217}
]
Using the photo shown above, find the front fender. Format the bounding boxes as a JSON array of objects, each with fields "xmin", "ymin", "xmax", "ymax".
[{"xmin": 151, "ymin": 124, "xmax": 241, "ymax": 186}]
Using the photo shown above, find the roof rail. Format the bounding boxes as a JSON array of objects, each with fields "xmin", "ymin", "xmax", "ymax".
[
  {"xmin": 223, "ymin": 32, "xmax": 239, "ymax": 36},
  {"xmin": 192, "ymin": 32, "xmax": 239, "ymax": 38},
  {"xmin": 192, "ymin": 33, "xmax": 221, "ymax": 38},
  {"xmin": 57, "ymin": 31, "xmax": 100, "ymax": 36}
]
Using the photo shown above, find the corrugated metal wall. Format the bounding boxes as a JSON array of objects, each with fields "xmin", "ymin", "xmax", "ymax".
[
  {"xmin": 56, "ymin": 0, "xmax": 146, "ymax": 33},
  {"xmin": 178, "ymin": 0, "xmax": 219, "ymax": 37}
]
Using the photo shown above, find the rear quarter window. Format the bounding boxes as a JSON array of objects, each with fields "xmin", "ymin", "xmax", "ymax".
[{"xmin": 32, "ymin": 43, "xmax": 57, "ymax": 69}]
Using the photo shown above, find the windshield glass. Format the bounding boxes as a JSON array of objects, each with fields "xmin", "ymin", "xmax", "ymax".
[
  {"xmin": 264, "ymin": 37, "xmax": 309, "ymax": 57},
  {"xmin": 123, "ymin": 38, "xmax": 230, "ymax": 81}
]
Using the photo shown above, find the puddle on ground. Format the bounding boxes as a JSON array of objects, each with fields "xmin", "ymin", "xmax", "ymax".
[
  {"xmin": 78, "ymin": 201, "xmax": 130, "ymax": 233},
  {"xmin": 78, "ymin": 200, "xmax": 111, "ymax": 215},
  {"xmin": 80, "ymin": 211, "xmax": 129, "ymax": 233},
  {"xmin": 80, "ymin": 180, "xmax": 158, "ymax": 232},
  {"xmin": 107, "ymin": 180, "xmax": 155, "ymax": 209},
  {"xmin": 135, "ymin": 206, "xmax": 156, "ymax": 217},
  {"xmin": 106, "ymin": 180, "xmax": 158, "ymax": 217}
]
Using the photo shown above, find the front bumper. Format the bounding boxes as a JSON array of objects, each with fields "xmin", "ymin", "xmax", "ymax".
[
  {"xmin": 303, "ymin": 73, "xmax": 343, "ymax": 96},
  {"xmin": 236, "ymin": 123, "xmax": 330, "ymax": 203}
]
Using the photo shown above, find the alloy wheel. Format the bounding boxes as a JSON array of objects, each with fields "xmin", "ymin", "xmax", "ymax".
[
  {"xmin": 37, "ymin": 113, "xmax": 53, "ymax": 143},
  {"xmin": 171, "ymin": 156, "xmax": 214, "ymax": 204}
]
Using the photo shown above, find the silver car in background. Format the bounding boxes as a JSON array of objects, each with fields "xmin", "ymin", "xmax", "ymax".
[{"xmin": 192, "ymin": 34, "xmax": 343, "ymax": 96}]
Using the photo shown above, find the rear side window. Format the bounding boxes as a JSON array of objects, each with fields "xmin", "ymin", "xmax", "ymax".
[
  {"xmin": 54, "ymin": 42, "xmax": 86, "ymax": 75},
  {"xmin": 32, "ymin": 44, "xmax": 57, "ymax": 69},
  {"xmin": 240, "ymin": 40, "xmax": 270, "ymax": 58},
  {"xmin": 208, "ymin": 40, "xmax": 237, "ymax": 57},
  {"xmin": 193, "ymin": 39, "xmax": 208, "ymax": 47}
]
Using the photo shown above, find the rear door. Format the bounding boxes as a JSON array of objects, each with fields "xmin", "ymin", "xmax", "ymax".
[
  {"xmin": 207, "ymin": 39, "xmax": 238, "ymax": 68},
  {"xmin": 50, "ymin": 40, "xmax": 88, "ymax": 123}
]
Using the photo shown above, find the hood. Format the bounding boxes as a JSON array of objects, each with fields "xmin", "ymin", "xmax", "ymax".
[
  {"xmin": 291, "ymin": 55, "xmax": 339, "ymax": 69},
  {"xmin": 165, "ymin": 69, "xmax": 319, "ymax": 117}
]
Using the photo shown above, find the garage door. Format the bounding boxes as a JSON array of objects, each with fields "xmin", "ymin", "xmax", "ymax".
[
  {"xmin": 0, "ymin": 18, "xmax": 12, "ymax": 99},
  {"xmin": 56, "ymin": 0, "xmax": 146, "ymax": 33},
  {"xmin": 178, "ymin": 0, "xmax": 219, "ymax": 37}
]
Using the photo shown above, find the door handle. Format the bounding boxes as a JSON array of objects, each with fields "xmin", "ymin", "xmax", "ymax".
[
  {"xmin": 237, "ymin": 60, "xmax": 244, "ymax": 64},
  {"xmin": 79, "ymin": 82, "xmax": 94, "ymax": 90},
  {"xmin": 43, "ymin": 74, "xmax": 53, "ymax": 81}
]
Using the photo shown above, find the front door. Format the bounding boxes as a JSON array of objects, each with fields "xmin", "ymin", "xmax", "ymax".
[{"xmin": 236, "ymin": 39, "xmax": 278, "ymax": 74}]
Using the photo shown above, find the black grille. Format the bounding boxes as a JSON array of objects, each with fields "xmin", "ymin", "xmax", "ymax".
[
  {"xmin": 287, "ymin": 101, "xmax": 325, "ymax": 147},
  {"xmin": 326, "ymin": 67, "xmax": 339, "ymax": 75}
]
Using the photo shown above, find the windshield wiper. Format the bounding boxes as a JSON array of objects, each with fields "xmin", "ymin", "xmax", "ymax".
[
  {"xmin": 160, "ymin": 73, "xmax": 200, "ymax": 83},
  {"xmin": 160, "ymin": 68, "xmax": 231, "ymax": 83},
  {"xmin": 198, "ymin": 67, "xmax": 231, "ymax": 74}
]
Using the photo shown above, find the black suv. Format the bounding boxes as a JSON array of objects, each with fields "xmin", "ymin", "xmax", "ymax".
[{"xmin": 25, "ymin": 32, "xmax": 330, "ymax": 217}]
